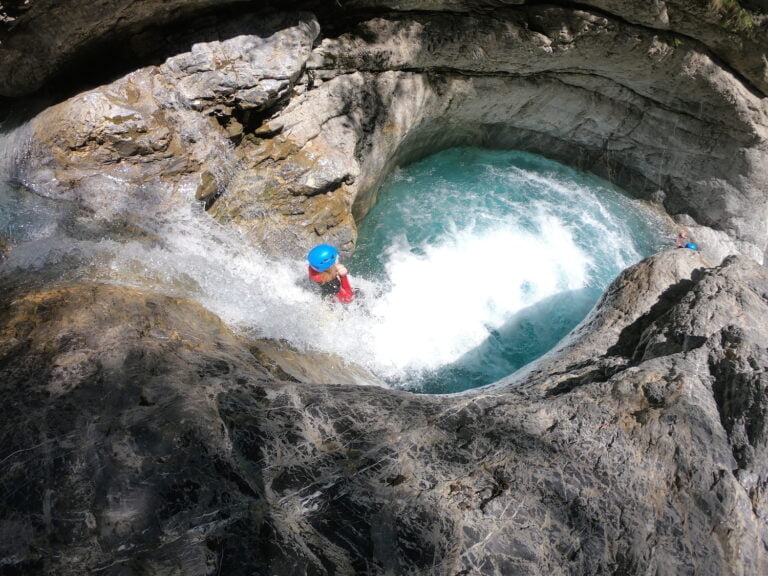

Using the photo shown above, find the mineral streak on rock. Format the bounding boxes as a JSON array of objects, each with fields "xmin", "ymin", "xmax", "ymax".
[{"xmin": 0, "ymin": 251, "xmax": 765, "ymax": 574}]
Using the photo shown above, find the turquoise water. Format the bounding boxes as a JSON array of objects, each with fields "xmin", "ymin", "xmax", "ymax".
[
  {"xmin": 0, "ymin": 147, "xmax": 674, "ymax": 395},
  {"xmin": 346, "ymin": 148, "xmax": 673, "ymax": 393}
]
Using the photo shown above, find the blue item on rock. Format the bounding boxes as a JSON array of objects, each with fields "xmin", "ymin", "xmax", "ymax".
[{"xmin": 684, "ymin": 243, "xmax": 698, "ymax": 251}]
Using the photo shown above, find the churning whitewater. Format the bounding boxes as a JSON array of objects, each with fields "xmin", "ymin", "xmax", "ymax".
[{"xmin": 0, "ymin": 147, "xmax": 674, "ymax": 392}]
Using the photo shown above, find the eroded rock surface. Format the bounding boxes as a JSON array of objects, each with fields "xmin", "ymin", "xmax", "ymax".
[
  {"xmin": 5, "ymin": 3, "xmax": 767, "ymax": 260},
  {"xmin": 298, "ymin": 7, "xmax": 768, "ymax": 257},
  {"xmin": 3, "ymin": 1, "xmax": 767, "ymax": 98},
  {"xmin": 5, "ymin": 12, "xmax": 319, "ymax": 221},
  {"xmin": 1, "ymin": 3, "xmax": 768, "ymax": 574},
  {"xmin": 1, "ymin": 251, "xmax": 765, "ymax": 575}
]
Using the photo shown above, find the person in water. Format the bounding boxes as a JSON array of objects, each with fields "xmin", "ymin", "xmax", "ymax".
[{"xmin": 307, "ymin": 244, "xmax": 355, "ymax": 303}]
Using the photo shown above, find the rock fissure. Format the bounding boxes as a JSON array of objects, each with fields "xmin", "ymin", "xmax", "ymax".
[{"xmin": 315, "ymin": 63, "xmax": 718, "ymax": 127}]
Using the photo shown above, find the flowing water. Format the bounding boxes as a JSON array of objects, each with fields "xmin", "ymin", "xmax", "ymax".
[
  {"xmin": 0, "ymin": 146, "xmax": 675, "ymax": 393},
  {"xmin": 347, "ymin": 148, "xmax": 674, "ymax": 392}
]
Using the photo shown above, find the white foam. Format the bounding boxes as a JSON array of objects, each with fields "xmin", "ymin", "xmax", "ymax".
[
  {"xmin": 1, "ymin": 150, "xmax": 668, "ymax": 388},
  {"xmin": 75, "ymin": 202, "xmax": 592, "ymax": 383},
  {"xmin": 337, "ymin": 215, "xmax": 590, "ymax": 376}
]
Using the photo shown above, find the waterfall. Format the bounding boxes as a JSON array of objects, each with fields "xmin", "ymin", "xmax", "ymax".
[{"xmin": 0, "ymin": 140, "xmax": 675, "ymax": 393}]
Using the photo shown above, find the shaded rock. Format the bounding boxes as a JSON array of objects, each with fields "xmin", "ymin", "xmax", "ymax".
[
  {"xmin": 3, "ymin": 1, "xmax": 767, "ymax": 100},
  {"xmin": 0, "ymin": 252, "xmax": 765, "ymax": 575},
  {"xmin": 250, "ymin": 338, "xmax": 387, "ymax": 387},
  {"xmin": 0, "ymin": 0, "xmax": 259, "ymax": 97}
]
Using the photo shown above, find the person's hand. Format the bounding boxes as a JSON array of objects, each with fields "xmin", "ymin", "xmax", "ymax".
[{"xmin": 336, "ymin": 264, "xmax": 348, "ymax": 276}]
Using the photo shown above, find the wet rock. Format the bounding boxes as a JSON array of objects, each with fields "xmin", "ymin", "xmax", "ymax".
[
  {"xmin": 6, "ymin": 5, "xmax": 766, "ymax": 261},
  {"xmin": 0, "ymin": 252, "xmax": 765, "ymax": 575},
  {"xmin": 5, "ymin": 11, "xmax": 320, "ymax": 223},
  {"xmin": 194, "ymin": 170, "xmax": 219, "ymax": 203}
]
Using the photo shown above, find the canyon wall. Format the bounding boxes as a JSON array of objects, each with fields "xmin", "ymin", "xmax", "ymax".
[
  {"xmin": 1, "ymin": 251, "xmax": 766, "ymax": 575},
  {"xmin": 3, "ymin": 1, "xmax": 768, "ymax": 259},
  {"xmin": 1, "ymin": 1, "xmax": 767, "ymax": 574}
]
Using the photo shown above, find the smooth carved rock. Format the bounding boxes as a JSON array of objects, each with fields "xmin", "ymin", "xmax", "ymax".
[
  {"xmin": 6, "ymin": 12, "xmax": 320, "ymax": 221},
  {"xmin": 583, "ymin": 0, "xmax": 768, "ymax": 94},
  {"xmin": 0, "ymin": 251, "xmax": 765, "ymax": 574},
  {"xmin": 7, "ymin": 5, "xmax": 766, "ymax": 260},
  {"xmin": 2, "ymin": 3, "xmax": 768, "ymax": 575},
  {"xmin": 2, "ymin": 1, "xmax": 767, "ymax": 99},
  {"xmin": 347, "ymin": 0, "xmax": 768, "ymax": 93},
  {"xmin": 302, "ymin": 7, "xmax": 768, "ymax": 258}
]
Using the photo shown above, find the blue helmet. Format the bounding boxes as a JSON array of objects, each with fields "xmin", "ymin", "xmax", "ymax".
[
  {"xmin": 684, "ymin": 242, "xmax": 698, "ymax": 251},
  {"xmin": 308, "ymin": 244, "xmax": 338, "ymax": 271}
]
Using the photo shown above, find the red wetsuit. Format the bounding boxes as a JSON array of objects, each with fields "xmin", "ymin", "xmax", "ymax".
[{"xmin": 308, "ymin": 266, "xmax": 354, "ymax": 303}]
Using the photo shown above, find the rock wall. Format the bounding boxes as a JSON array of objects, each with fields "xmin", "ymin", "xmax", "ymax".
[
  {"xmin": 1, "ymin": 251, "xmax": 766, "ymax": 574},
  {"xmin": 1, "ymin": 2, "xmax": 768, "ymax": 574},
  {"xmin": 300, "ymin": 6, "xmax": 768, "ymax": 256},
  {"xmin": 3, "ymin": 1, "xmax": 767, "ymax": 98},
  {"xmin": 4, "ymin": 2, "xmax": 767, "ymax": 260}
]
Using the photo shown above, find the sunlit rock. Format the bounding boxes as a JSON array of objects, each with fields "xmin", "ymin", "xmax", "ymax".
[
  {"xmin": 1, "ymin": 2, "xmax": 768, "ymax": 573},
  {"xmin": 5, "ymin": 4, "xmax": 767, "ymax": 260},
  {"xmin": 8, "ymin": 12, "xmax": 320, "ymax": 224}
]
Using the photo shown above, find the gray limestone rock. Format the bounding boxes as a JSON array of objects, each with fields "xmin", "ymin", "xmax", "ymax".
[
  {"xmin": 300, "ymin": 7, "xmax": 768, "ymax": 258},
  {"xmin": 7, "ymin": 4, "xmax": 766, "ymax": 260},
  {"xmin": 0, "ymin": 251, "xmax": 765, "ymax": 575},
  {"xmin": 5, "ymin": 0, "xmax": 764, "ymax": 100},
  {"xmin": 1, "ymin": 5, "xmax": 768, "ymax": 574}
]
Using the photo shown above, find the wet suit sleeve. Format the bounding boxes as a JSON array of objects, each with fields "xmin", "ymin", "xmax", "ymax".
[
  {"xmin": 336, "ymin": 275, "xmax": 354, "ymax": 303},
  {"xmin": 308, "ymin": 266, "xmax": 342, "ymax": 298}
]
